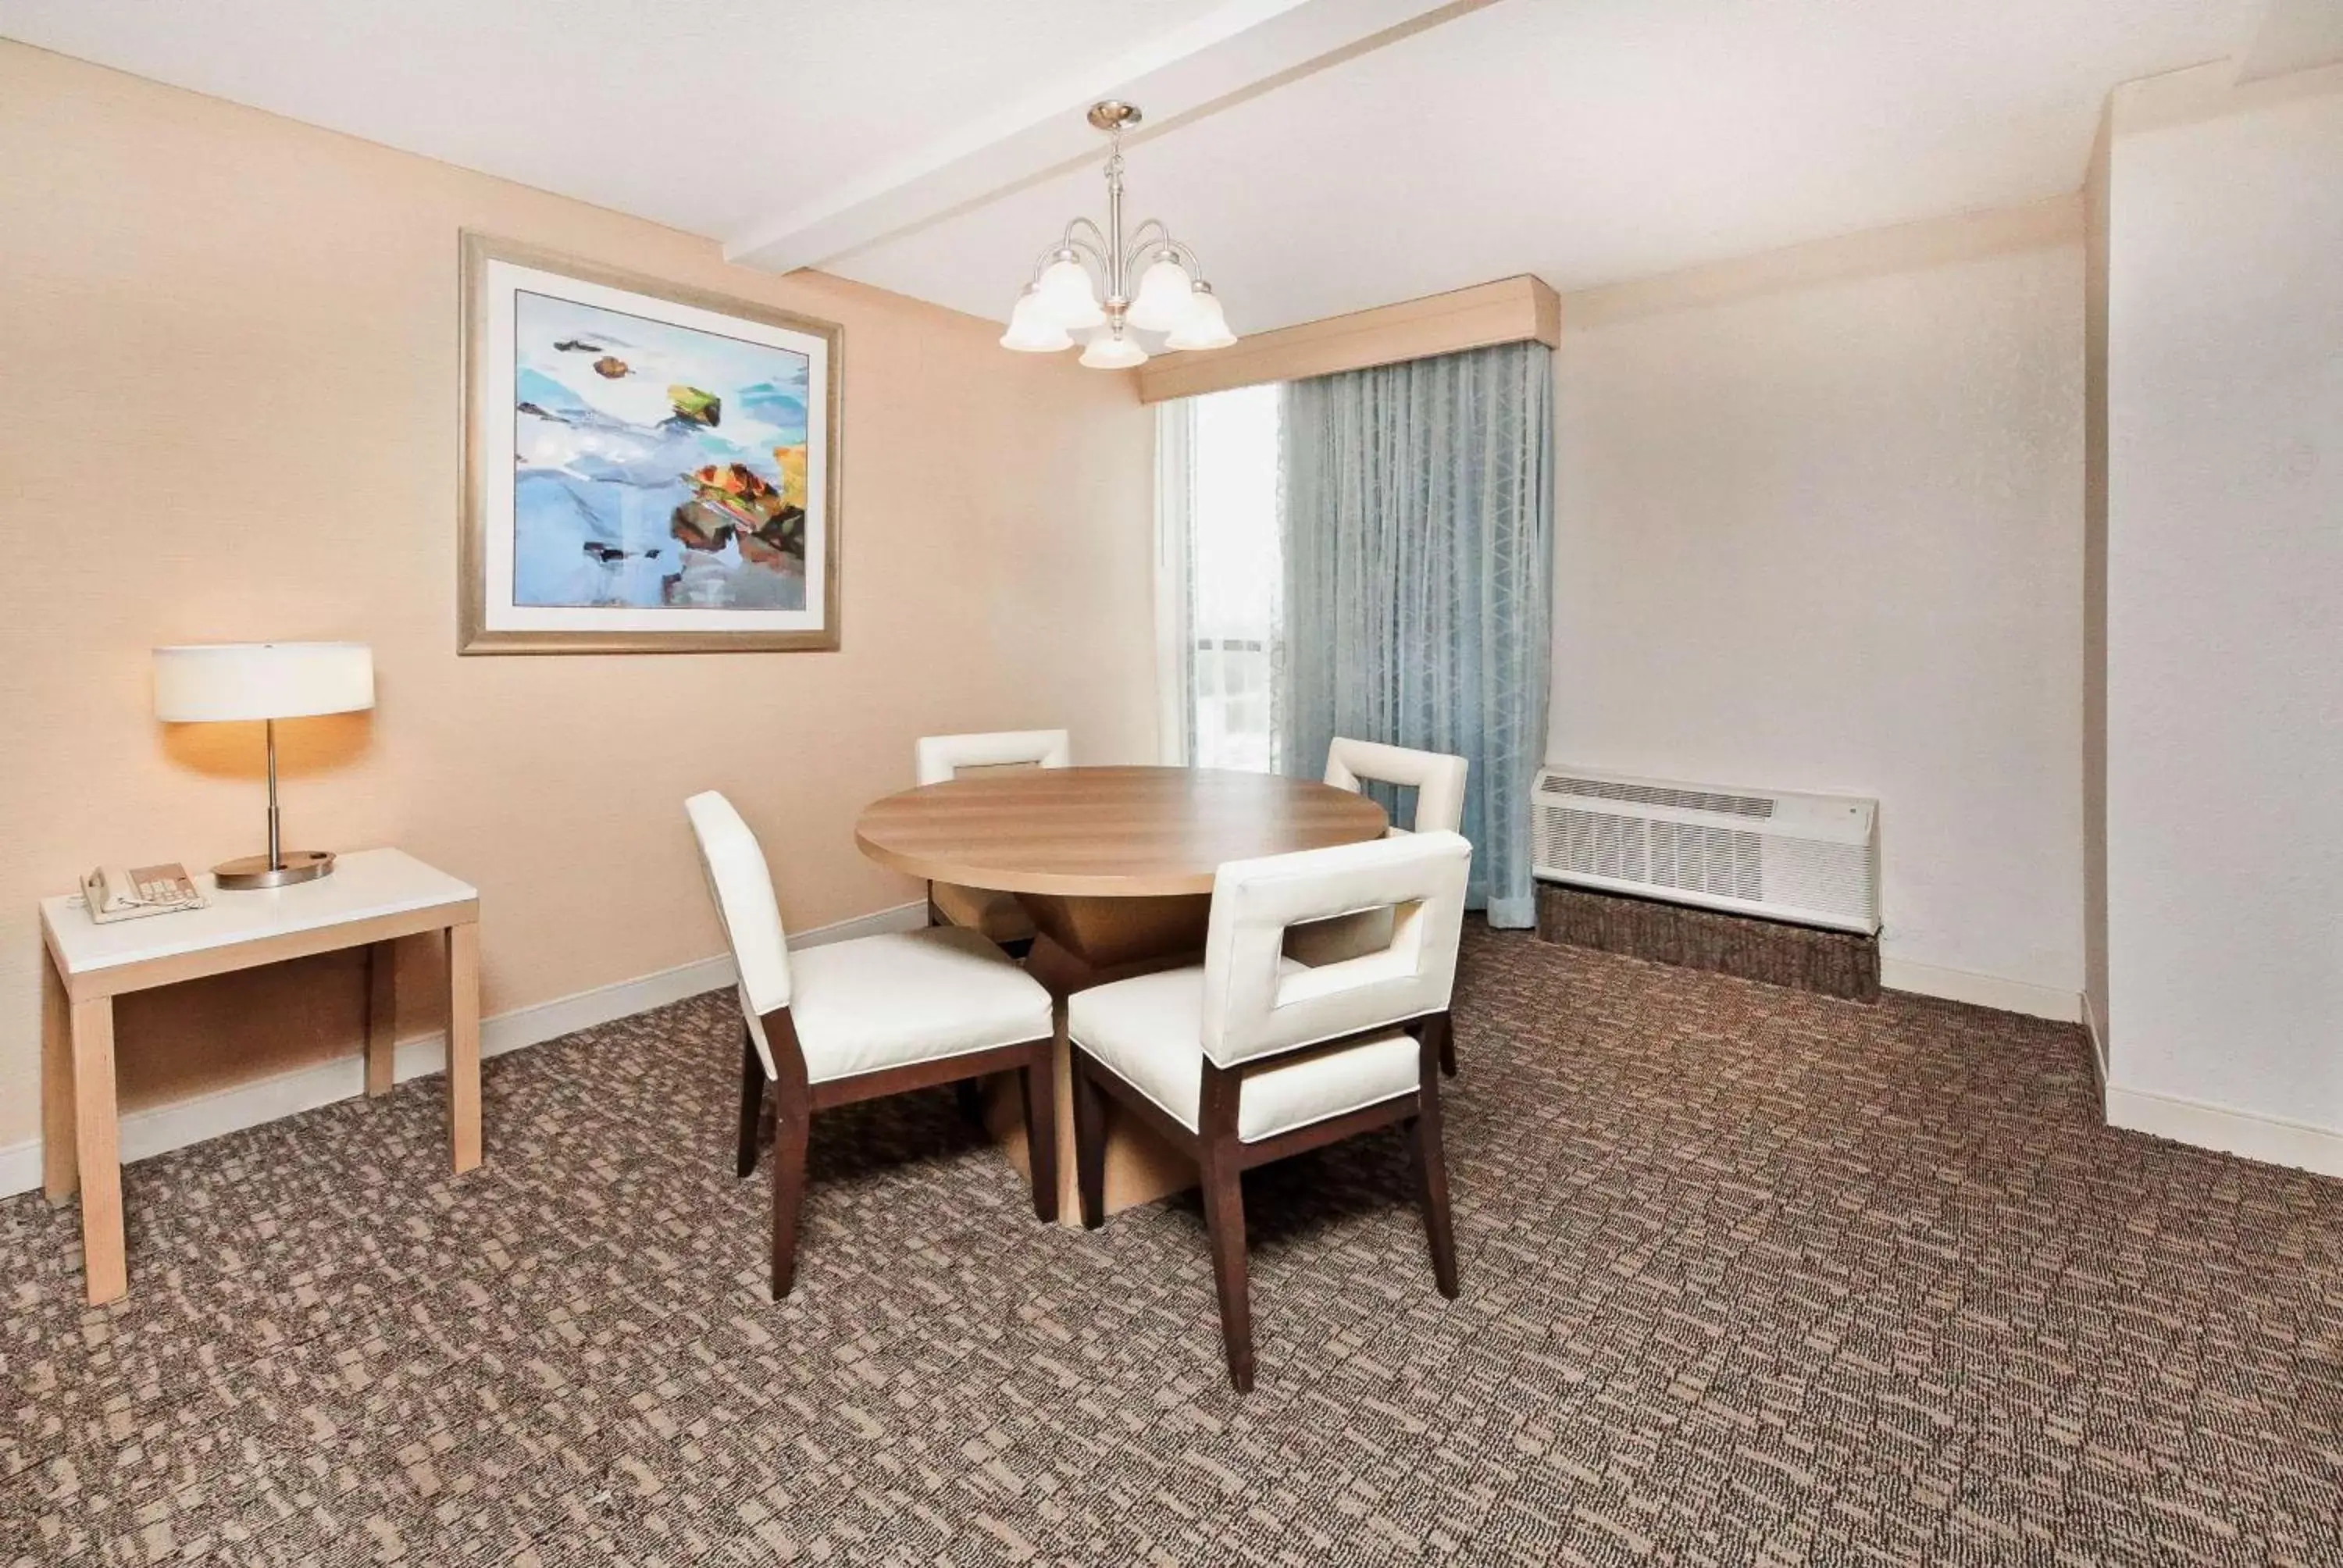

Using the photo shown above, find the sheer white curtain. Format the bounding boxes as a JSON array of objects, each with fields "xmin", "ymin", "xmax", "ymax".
[{"xmin": 1154, "ymin": 387, "xmax": 1283, "ymax": 771}]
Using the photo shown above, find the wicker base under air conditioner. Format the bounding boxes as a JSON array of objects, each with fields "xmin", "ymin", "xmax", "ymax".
[{"xmin": 1535, "ymin": 882, "xmax": 1881, "ymax": 1003}]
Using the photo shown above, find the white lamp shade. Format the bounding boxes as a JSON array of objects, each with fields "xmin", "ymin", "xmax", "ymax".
[
  {"xmin": 1125, "ymin": 257, "xmax": 1199, "ymax": 332},
  {"xmin": 1079, "ymin": 330, "xmax": 1149, "ymax": 369},
  {"xmin": 1164, "ymin": 287, "xmax": 1236, "ymax": 351},
  {"xmin": 999, "ymin": 289, "xmax": 1074, "ymax": 352},
  {"xmin": 154, "ymin": 642, "xmax": 375, "ymax": 722},
  {"xmin": 1033, "ymin": 257, "xmax": 1106, "ymax": 329}
]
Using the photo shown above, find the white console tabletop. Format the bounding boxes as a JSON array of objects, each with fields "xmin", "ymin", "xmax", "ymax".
[
  {"xmin": 42, "ymin": 848, "xmax": 475, "ymax": 985},
  {"xmin": 40, "ymin": 847, "xmax": 482, "ymax": 1304}
]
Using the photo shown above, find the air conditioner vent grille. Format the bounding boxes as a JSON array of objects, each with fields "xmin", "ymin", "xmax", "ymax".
[
  {"xmin": 1544, "ymin": 808, "xmax": 1648, "ymax": 883},
  {"xmin": 1534, "ymin": 767, "xmax": 1879, "ymax": 935},
  {"xmin": 1649, "ymin": 819, "xmax": 1764, "ymax": 900},
  {"xmin": 1541, "ymin": 775, "xmax": 1774, "ymax": 819},
  {"xmin": 1764, "ymin": 839, "xmax": 1875, "ymax": 918}
]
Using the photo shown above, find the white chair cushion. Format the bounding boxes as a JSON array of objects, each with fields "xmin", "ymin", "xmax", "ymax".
[
  {"xmin": 790, "ymin": 926, "xmax": 1052, "ymax": 1084},
  {"xmin": 1068, "ymin": 965, "xmax": 1420, "ymax": 1143},
  {"xmin": 929, "ymin": 881, "xmax": 1037, "ymax": 945}
]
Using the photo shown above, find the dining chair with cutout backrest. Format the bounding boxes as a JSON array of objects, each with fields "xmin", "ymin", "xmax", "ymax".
[
  {"xmin": 1322, "ymin": 737, "xmax": 1468, "ymax": 836},
  {"xmin": 686, "ymin": 789, "xmax": 1059, "ymax": 1299},
  {"xmin": 913, "ymin": 729, "xmax": 1072, "ymax": 954},
  {"xmin": 1289, "ymin": 739, "xmax": 1471, "ymax": 1077},
  {"xmin": 1067, "ymin": 829, "xmax": 1472, "ymax": 1391}
]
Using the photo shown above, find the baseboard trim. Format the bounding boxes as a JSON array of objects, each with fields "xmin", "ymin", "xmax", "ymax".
[
  {"xmin": 1878, "ymin": 958, "xmax": 2081, "ymax": 1023},
  {"xmin": 0, "ymin": 901, "xmax": 928, "ymax": 1199},
  {"xmin": 2105, "ymin": 1082, "xmax": 2343, "ymax": 1180}
]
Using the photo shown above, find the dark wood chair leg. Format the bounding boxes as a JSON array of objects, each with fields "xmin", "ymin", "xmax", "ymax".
[
  {"xmin": 769, "ymin": 1083, "xmax": 811, "ymax": 1300},
  {"xmin": 736, "ymin": 1028, "xmax": 766, "ymax": 1178},
  {"xmin": 1200, "ymin": 1153, "xmax": 1254, "ymax": 1392},
  {"xmin": 954, "ymin": 1078, "xmax": 987, "ymax": 1129},
  {"xmin": 1435, "ymin": 1014, "xmax": 1458, "ymax": 1078},
  {"xmin": 1018, "ymin": 1045, "xmax": 1060, "ymax": 1223},
  {"xmin": 1070, "ymin": 1047, "xmax": 1107, "ymax": 1229},
  {"xmin": 1410, "ymin": 1041, "xmax": 1460, "ymax": 1299}
]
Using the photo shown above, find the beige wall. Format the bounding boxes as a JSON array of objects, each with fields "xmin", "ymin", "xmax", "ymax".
[
  {"xmin": 1551, "ymin": 201, "xmax": 2087, "ymax": 1004},
  {"xmin": 0, "ymin": 43, "xmax": 1157, "ymax": 1146}
]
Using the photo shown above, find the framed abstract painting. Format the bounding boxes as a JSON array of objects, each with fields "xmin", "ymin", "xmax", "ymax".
[{"xmin": 459, "ymin": 233, "xmax": 842, "ymax": 654}]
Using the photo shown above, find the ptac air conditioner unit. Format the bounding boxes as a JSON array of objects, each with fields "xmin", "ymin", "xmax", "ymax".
[{"xmin": 1533, "ymin": 767, "xmax": 1879, "ymax": 935}]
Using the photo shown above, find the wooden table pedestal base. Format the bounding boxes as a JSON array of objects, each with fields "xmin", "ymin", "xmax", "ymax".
[{"xmin": 984, "ymin": 903, "xmax": 1209, "ymax": 1223}]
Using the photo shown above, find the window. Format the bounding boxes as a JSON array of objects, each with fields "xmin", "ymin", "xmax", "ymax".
[{"xmin": 1156, "ymin": 385, "xmax": 1283, "ymax": 771}]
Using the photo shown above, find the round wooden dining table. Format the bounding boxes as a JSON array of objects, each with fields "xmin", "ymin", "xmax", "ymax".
[{"xmin": 854, "ymin": 765, "xmax": 1388, "ymax": 1219}]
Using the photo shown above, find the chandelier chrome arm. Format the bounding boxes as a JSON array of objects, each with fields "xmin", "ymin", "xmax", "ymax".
[
  {"xmin": 1119, "ymin": 216, "xmax": 1171, "ymax": 270},
  {"xmin": 1060, "ymin": 217, "xmax": 1111, "ymax": 263},
  {"xmin": 1025, "ymin": 221, "xmax": 1109, "ymax": 288},
  {"xmin": 1128, "ymin": 230, "xmax": 1206, "ymax": 279}
]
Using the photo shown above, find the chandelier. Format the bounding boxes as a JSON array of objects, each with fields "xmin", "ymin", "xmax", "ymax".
[{"xmin": 999, "ymin": 102, "xmax": 1236, "ymax": 369}]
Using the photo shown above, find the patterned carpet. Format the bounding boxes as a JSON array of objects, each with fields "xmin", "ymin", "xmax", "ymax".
[{"xmin": 5, "ymin": 927, "xmax": 2341, "ymax": 1566}]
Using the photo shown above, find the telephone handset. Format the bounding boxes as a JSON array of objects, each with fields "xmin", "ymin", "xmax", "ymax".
[{"xmin": 80, "ymin": 864, "xmax": 208, "ymax": 924}]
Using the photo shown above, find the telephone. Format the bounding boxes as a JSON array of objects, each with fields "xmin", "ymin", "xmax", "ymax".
[{"xmin": 80, "ymin": 864, "xmax": 207, "ymax": 924}]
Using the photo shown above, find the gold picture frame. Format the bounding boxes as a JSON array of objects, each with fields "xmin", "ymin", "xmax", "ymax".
[{"xmin": 459, "ymin": 233, "xmax": 843, "ymax": 654}]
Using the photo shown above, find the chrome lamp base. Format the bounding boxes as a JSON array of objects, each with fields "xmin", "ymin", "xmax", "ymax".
[
  {"xmin": 215, "ymin": 849, "xmax": 337, "ymax": 889},
  {"xmin": 212, "ymin": 715, "xmax": 339, "ymax": 891}
]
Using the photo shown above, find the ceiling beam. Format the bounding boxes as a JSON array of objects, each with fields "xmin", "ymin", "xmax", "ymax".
[{"xmin": 723, "ymin": 0, "xmax": 1494, "ymax": 276}]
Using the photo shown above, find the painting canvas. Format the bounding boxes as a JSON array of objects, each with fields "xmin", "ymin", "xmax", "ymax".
[{"xmin": 462, "ymin": 235, "xmax": 841, "ymax": 653}]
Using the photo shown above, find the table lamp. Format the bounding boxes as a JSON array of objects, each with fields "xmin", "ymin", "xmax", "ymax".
[{"xmin": 153, "ymin": 642, "xmax": 375, "ymax": 889}]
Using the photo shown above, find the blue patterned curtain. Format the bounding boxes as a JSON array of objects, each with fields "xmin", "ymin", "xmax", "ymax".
[{"xmin": 1278, "ymin": 340, "xmax": 1553, "ymax": 927}]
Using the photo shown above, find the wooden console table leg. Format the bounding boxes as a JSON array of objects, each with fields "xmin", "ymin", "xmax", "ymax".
[
  {"xmin": 446, "ymin": 920, "xmax": 482, "ymax": 1173},
  {"xmin": 70, "ymin": 996, "xmax": 126, "ymax": 1305},
  {"xmin": 41, "ymin": 955, "xmax": 77, "ymax": 1203},
  {"xmin": 364, "ymin": 939, "xmax": 398, "ymax": 1098}
]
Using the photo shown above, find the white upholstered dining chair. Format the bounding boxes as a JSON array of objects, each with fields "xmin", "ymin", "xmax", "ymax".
[
  {"xmin": 1068, "ymin": 830, "xmax": 1472, "ymax": 1392},
  {"xmin": 1289, "ymin": 739, "xmax": 1471, "ymax": 1078},
  {"xmin": 914, "ymin": 729, "xmax": 1072, "ymax": 953},
  {"xmin": 685, "ymin": 790, "xmax": 1058, "ymax": 1299}
]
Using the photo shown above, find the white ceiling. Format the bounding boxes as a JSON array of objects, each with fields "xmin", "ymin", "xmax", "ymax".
[
  {"xmin": 0, "ymin": 0, "xmax": 2271, "ymax": 334},
  {"xmin": 0, "ymin": 0, "xmax": 1231, "ymax": 240},
  {"xmin": 840, "ymin": 0, "xmax": 2265, "ymax": 332}
]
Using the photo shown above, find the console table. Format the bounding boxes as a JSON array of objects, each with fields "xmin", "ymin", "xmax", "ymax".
[{"xmin": 39, "ymin": 848, "xmax": 480, "ymax": 1304}]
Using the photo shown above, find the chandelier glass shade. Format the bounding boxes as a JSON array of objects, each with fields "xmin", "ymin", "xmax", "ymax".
[
  {"xmin": 1000, "ymin": 102, "xmax": 1237, "ymax": 366},
  {"xmin": 1164, "ymin": 283, "xmax": 1234, "ymax": 351},
  {"xmin": 1000, "ymin": 287, "xmax": 1074, "ymax": 351},
  {"xmin": 1125, "ymin": 257, "xmax": 1200, "ymax": 331},
  {"xmin": 1032, "ymin": 255, "xmax": 1107, "ymax": 330},
  {"xmin": 1077, "ymin": 332, "xmax": 1150, "ymax": 370}
]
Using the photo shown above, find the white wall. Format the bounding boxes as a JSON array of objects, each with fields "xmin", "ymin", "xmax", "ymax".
[
  {"xmin": 1550, "ymin": 204, "xmax": 2086, "ymax": 1010},
  {"xmin": 2101, "ymin": 66, "xmax": 2343, "ymax": 1167}
]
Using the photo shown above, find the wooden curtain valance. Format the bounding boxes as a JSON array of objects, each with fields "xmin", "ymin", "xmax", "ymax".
[{"xmin": 1135, "ymin": 274, "xmax": 1560, "ymax": 404}]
